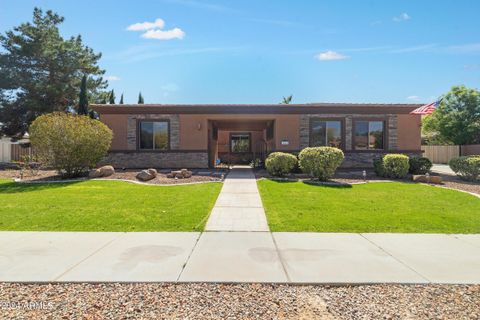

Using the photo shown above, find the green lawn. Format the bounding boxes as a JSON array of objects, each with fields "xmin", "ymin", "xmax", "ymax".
[
  {"xmin": 0, "ymin": 179, "xmax": 222, "ymax": 231},
  {"xmin": 257, "ymin": 180, "xmax": 480, "ymax": 233}
]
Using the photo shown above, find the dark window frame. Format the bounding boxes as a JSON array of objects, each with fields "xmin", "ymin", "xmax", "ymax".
[
  {"xmin": 309, "ymin": 117, "xmax": 346, "ymax": 149},
  {"xmin": 137, "ymin": 119, "xmax": 171, "ymax": 151},
  {"xmin": 229, "ymin": 132, "xmax": 252, "ymax": 153},
  {"xmin": 352, "ymin": 118, "xmax": 388, "ymax": 151}
]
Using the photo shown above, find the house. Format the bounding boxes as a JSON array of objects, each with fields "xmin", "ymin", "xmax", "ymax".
[{"xmin": 91, "ymin": 103, "xmax": 422, "ymax": 168}]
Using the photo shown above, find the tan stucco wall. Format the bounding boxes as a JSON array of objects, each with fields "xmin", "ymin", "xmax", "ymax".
[
  {"xmin": 100, "ymin": 114, "xmax": 128, "ymax": 150},
  {"xmin": 397, "ymin": 114, "xmax": 422, "ymax": 150},
  {"xmin": 178, "ymin": 114, "xmax": 301, "ymax": 151}
]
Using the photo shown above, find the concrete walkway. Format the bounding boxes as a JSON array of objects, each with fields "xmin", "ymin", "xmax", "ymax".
[
  {"xmin": 1, "ymin": 231, "xmax": 479, "ymax": 284},
  {"xmin": 205, "ymin": 166, "xmax": 269, "ymax": 232},
  {"xmin": 431, "ymin": 164, "xmax": 456, "ymax": 176}
]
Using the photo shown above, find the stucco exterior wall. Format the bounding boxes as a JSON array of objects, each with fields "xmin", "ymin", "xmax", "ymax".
[
  {"xmin": 397, "ymin": 114, "xmax": 422, "ymax": 150},
  {"xmin": 100, "ymin": 114, "xmax": 129, "ymax": 150}
]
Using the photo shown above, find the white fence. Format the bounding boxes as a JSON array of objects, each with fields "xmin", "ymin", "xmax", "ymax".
[{"xmin": 0, "ymin": 138, "xmax": 12, "ymax": 162}]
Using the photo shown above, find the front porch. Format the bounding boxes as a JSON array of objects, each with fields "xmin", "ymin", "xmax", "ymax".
[{"xmin": 208, "ymin": 119, "xmax": 275, "ymax": 167}]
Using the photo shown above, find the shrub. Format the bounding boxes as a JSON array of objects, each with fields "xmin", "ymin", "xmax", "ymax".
[
  {"xmin": 409, "ymin": 156, "xmax": 433, "ymax": 174},
  {"xmin": 449, "ymin": 155, "xmax": 480, "ymax": 181},
  {"xmin": 265, "ymin": 152, "xmax": 298, "ymax": 176},
  {"xmin": 30, "ymin": 112, "xmax": 113, "ymax": 178},
  {"xmin": 298, "ymin": 147, "xmax": 344, "ymax": 181},
  {"xmin": 374, "ymin": 154, "xmax": 409, "ymax": 179}
]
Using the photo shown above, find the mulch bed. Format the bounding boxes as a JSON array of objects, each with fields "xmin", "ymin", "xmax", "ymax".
[
  {"xmin": 0, "ymin": 169, "xmax": 224, "ymax": 185},
  {"xmin": 0, "ymin": 283, "xmax": 478, "ymax": 319},
  {"xmin": 255, "ymin": 169, "xmax": 480, "ymax": 195}
]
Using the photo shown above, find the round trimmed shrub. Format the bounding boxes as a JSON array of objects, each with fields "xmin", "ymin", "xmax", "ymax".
[
  {"xmin": 298, "ymin": 147, "xmax": 344, "ymax": 181},
  {"xmin": 409, "ymin": 156, "xmax": 433, "ymax": 174},
  {"xmin": 265, "ymin": 152, "xmax": 298, "ymax": 176},
  {"xmin": 30, "ymin": 112, "xmax": 113, "ymax": 178},
  {"xmin": 382, "ymin": 154, "xmax": 410, "ymax": 178},
  {"xmin": 449, "ymin": 155, "xmax": 480, "ymax": 181}
]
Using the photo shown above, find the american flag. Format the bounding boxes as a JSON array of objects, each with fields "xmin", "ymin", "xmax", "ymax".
[{"xmin": 409, "ymin": 100, "xmax": 442, "ymax": 115}]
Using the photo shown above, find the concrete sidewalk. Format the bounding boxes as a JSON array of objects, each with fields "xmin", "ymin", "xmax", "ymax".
[
  {"xmin": 1, "ymin": 231, "xmax": 479, "ymax": 284},
  {"xmin": 205, "ymin": 166, "xmax": 269, "ymax": 232}
]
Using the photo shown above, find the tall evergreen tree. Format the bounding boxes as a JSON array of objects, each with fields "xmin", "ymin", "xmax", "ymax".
[
  {"xmin": 77, "ymin": 74, "xmax": 89, "ymax": 115},
  {"xmin": 108, "ymin": 89, "xmax": 115, "ymax": 104},
  {"xmin": 119, "ymin": 93, "xmax": 124, "ymax": 104},
  {"xmin": 138, "ymin": 92, "xmax": 144, "ymax": 104},
  {"xmin": 0, "ymin": 8, "xmax": 108, "ymax": 137}
]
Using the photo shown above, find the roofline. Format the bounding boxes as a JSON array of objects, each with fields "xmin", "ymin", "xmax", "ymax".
[{"xmin": 91, "ymin": 103, "xmax": 423, "ymax": 115}]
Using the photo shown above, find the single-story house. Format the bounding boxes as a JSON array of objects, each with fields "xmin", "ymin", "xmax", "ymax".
[{"xmin": 91, "ymin": 103, "xmax": 422, "ymax": 168}]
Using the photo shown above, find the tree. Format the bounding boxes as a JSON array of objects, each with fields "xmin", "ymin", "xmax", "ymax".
[
  {"xmin": 29, "ymin": 112, "xmax": 112, "ymax": 178},
  {"xmin": 78, "ymin": 74, "xmax": 89, "ymax": 115},
  {"xmin": 138, "ymin": 92, "xmax": 144, "ymax": 104},
  {"xmin": 108, "ymin": 89, "xmax": 115, "ymax": 104},
  {"xmin": 281, "ymin": 95, "xmax": 293, "ymax": 104},
  {"xmin": 0, "ymin": 8, "xmax": 108, "ymax": 138},
  {"xmin": 422, "ymin": 85, "xmax": 480, "ymax": 145},
  {"xmin": 119, "ymin": 93, "xmax": 124, "ymax": 104}
]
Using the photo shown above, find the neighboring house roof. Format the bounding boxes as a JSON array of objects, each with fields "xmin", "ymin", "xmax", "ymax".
[{"xmin": 91, "ymin": 103, "xmax": 423, "ymax": 115}]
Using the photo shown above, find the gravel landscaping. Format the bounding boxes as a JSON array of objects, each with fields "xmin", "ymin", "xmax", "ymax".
[
  {"xmin": 0, "ymin": 169, "xmax": 224, "ymax": 185},
  {"xmin": 0, "ymin": 283, "xmax": 478, "ymax": 319}
]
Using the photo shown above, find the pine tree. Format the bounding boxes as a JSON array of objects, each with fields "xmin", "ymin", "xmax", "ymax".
[
  {"xmin": 77, "ymin": 74, "xmax": 89, "ymax": 115},
  {"xmin": 138, "ymin": 92, "xmax": 144, "ymax": 104},
  {"xmin": 119, "ymin": 93, "xmax": 124, "ymax": 104},
  {"xmin": 108, "ymin": 89, "xmax": 115, "ymax": 104}
]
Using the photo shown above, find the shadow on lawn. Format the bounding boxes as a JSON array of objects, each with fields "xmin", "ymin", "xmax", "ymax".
[
  {"xmin": 0, "ymin": 180, "xmax": 83, "ymax": 194},
  {"xmin": 266, "ymin": 178, "xmax": 353, "ymax": 189}
]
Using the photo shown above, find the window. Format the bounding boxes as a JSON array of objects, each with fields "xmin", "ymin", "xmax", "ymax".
[
  {"xmin": 230, "ymin": 133, "xmax": 250, "ymax": 153},
  {"xmin": 310, "ymin": 120, "xmax": 342, "ymax": 148},
  {"xmin": 139, "ymin": 121, "xmax": 169, "ymax": 150},
  {"xmin": 354, "ymin": 121, "xmax": 384, "ymax": 150}
]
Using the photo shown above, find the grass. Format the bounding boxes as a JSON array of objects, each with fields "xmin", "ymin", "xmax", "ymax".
[
  {"xmin": 0, "ymin": 179, "xmax": 222, "ymax": 232},
  {"xmin": 257, "ymin": 180, "xmax": 480, "ymax": 233}
]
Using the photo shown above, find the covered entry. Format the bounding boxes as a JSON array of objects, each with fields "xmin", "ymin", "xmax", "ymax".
[{"xmin": 208, "ymin": 119, "xmax": 275, "ymax": 167}]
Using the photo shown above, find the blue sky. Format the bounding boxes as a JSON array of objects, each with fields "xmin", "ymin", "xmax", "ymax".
[{"xmin": 1, "ymin": 0, "xmax": 479, "ymax": 104}]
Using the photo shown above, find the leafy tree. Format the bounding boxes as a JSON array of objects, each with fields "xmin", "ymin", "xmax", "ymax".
[
  {"xmin": 423, "ymin": 86, "xmax": 480, "ymax": 145},
  {"xmin": 281, "ymin": 95, "xmax": 293, "ymax": 104},
  {"xmin": 119, "ymin": 93, "xmax": 124, "ymax": 104},
  {"xmin": 0, "ymin": 8, "xmax": 108, "ymax": 138},
  {"xmin": 138, "ymin": 92, "xmax": 144, "ymax": 104},
  {"xmin": 30, "ymin": 112, "xmax": 112, "ymax": 178},
  {"xmin": 108, "ymin": 89, "xmax": 115, "ymax": 104},
  {"xmin": 78, "ymin": 74, "xmax": 88, "ymax": 115}
]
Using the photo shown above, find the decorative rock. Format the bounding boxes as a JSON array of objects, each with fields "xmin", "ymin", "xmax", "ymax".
[
  {"xmin": 412, "ymin": 174, "xmax": 442, "ymax": 184},
  {"xmin": 146, "ymin": 168, "xmax": 157, "ymax": 177},
  {"xmin": 88, "ymin": 169, "xmax": 103, "ymax": 178},
  {"xmin": 136, "ymin": 170, "xmax": 156, "ymax": 181},
  {"xmin": 167, "ymin": 169, "xmax": 193, "ymax": 179},
  {"xmin": 99, "ymin": 165, "xmax": 115, "ymax": 177}
]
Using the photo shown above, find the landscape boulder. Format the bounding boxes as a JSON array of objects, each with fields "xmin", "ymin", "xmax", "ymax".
[
  {"xmin": 167, "ymin": 168, "xmax": 193, "ymax": 179},
  {"xmin": 412, "ymin": 174, "xmax": 442, "ymax": 184},
  {"xmin": 136, "ymin": 168, "xmax": 157, "ymax": 181},
  {"xmin": 89, "ymin": 165, "xmax": 115, "ymax": 178}
]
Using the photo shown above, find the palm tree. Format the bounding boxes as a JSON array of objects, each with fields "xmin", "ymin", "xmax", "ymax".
[{"xmin": 281, "ymin": 95, "xmax": 293, "ymax": 104}]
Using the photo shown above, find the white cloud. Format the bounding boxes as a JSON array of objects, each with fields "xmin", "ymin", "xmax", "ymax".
[
  {"xmin": 315, "ymin": 51, "xmax": 349, "ymax": 61},
  {"xmin": 105, "ymin": 75, "xmax": 121, "ymax": 81},
  {"xmin": 161, "ymin": 83, "xmax": 179, "ymax": 92},
  {"xmin": 127, "ymin": 18, "xmax": 185, "ymax": 40},
  {"xmin": 407, "ymin": 95, "xmax": 421, "ymax": 102},
  {"xmin": 126, "ymin": 18, "xmax": 165, "ymax": 31},
  {"xmin": 141, "ymin": 28, "xmax": 185, "ymax": 40},
  {"xmin": 393, "ymin": 13, "xmax": 411, "ymax": 22}
]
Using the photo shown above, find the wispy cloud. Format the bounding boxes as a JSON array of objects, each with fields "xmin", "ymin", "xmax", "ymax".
[
  {"xmin": 126, "ymin": 18, "xmax": 165, "ymax": 31},
  {"xmin": 393, "ymin": 13, "xmax": 411, "ymax": 22},
  {"xmin": 315, "ymin": 51, "xmax": 349, "ymax": 61},
  {"xmin": 444, "ymin": 43, "xmax": 480, "ymax": 54},
  {"xmin": 105, "ymin": 75, "xmax": 121, "ymax": 81},
  {"xmin": 250, "ymin": 18, "xmax": 304, "ymax": 27},
  {"xmin": 127, "ymin": 18, "xmax": 185, "ymax": 40},
  {"xmin": 464, "ymin": 64, "xmax": 480, "ymax": 70},
  {"xmin": 161, "ymin": 83, "xmax": 179, "ymax": 92},
  {"xmin": 407, "ymin": 95, "xmax": 421, "ymax": 102},
  {"xmin": 113, "ymin": 45, "xmax": 247, "ymax": 63},
  {"xmin": 389, "ymin": 43, "xmax": 437, "ymax": 53}
]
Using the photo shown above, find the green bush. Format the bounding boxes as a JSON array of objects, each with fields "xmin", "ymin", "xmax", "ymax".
[
  {"xmin": 374, "ymin": 154, "xmax": 410, "ymax": 178},
  {"xmin": 265, "ymin": 152, "xmax": 298, "ymax": 176},
  {"xmin": 298, "ymin": 147, "xmax": 344, "ymax": 181},
  {"xmin": 449, "ymin": 156, "xmax": 480, "ymax": 181},
  {"xmin": 30, "ymin": 112, "xmax": 113, "ymax": 178},
  {"xmin": 409, "ymin": 156, "xmax": 433, "ymax": 174}
]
